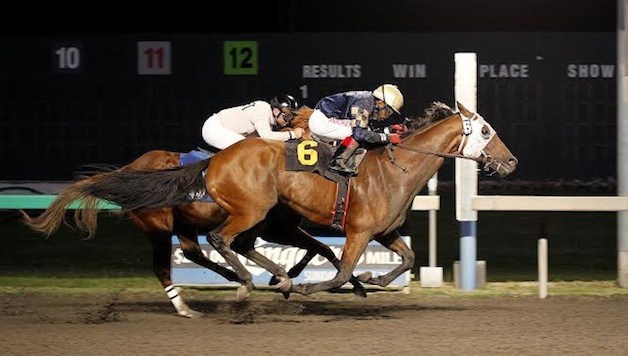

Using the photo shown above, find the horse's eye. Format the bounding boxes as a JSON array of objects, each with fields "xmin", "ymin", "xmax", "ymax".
[{"xmin": 481, "ymin": 125, "xmax": 490, "ymax": 138}]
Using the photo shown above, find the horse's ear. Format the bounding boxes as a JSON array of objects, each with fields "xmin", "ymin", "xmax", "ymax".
[{"xmin": 456, "ymin": 101, "xmax": 473, "ymax": 117}]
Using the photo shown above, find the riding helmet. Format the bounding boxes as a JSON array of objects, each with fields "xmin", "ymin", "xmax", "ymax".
[{"xmin": 270, "ymin": 94, "xmax": 299, "ymax": 113}]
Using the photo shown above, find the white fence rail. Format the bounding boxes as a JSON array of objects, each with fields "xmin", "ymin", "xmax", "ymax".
[{"xmin": 471, "ymin": 196, "xmax": 628, "ymax": 212}]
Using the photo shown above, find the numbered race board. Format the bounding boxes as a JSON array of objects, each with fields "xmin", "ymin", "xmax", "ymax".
[
  {"xmin": 3, "ymin": 32, "xmax": 616, "ymax": 182},
  {"xmin": 137, "ymin": 41, "xmax": 171, "ymax": 75},
  {"xmin": 171, "ymin": 235, "xmax": 411, "ymax": 289}
]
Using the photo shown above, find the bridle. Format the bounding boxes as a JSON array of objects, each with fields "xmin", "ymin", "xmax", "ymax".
[{"xmin": 387, "ymin": 112, "xmax": 496, "ymax": 173}]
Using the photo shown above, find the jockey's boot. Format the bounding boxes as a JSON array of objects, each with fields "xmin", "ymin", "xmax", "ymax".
[{"xmin": 328, "ymin": 136, "xmax": 359, "ymax": 175}]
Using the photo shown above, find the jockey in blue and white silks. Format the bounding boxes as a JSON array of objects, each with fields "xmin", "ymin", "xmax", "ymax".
[{"xmin": 308, "ymin": 84, "xmax": 406, "ymax": 175}]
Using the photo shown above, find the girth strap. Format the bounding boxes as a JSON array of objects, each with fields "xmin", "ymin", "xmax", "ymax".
[{"xmin": 330, "ymin": 176, "xmax": 351, "ymax": 231}]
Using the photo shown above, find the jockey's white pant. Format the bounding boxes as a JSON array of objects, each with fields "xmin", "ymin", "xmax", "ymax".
[
  {"xmin": 308, "ymin": 109, "xmax": 353, "ymax": 141},
  {"xmin": 201, "ymin": 113, "xmax": 246, "ymax": 150}
]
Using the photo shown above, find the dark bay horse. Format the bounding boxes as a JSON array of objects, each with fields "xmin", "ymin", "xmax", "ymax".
[{"xmin": 22, "ymin": 107, "xmax": 367, "ymax": 316}]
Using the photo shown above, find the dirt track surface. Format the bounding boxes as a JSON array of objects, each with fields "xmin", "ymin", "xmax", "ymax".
[{"xmin": 1, "ymin": 289, "xmax": 627, "ymax": 356}]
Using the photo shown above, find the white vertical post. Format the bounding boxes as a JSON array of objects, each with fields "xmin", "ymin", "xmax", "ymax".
[
  {"xmin": 617, "ymin": 0, "xmax": 628, "ymax": 287},
  {"xmin": 538, "ymin": 238, "xmax": 548, "ymax": 298},
  {"xmin": 428, "ymin": 173, "xmax": 438, "ymax": 267},
  {"xmin": 455, "ymin": 52, "xmax": 479, "ymax": 291},
  {"xmin": 420, "ymin": 172, "xmax": 443, "ymax": 288}
]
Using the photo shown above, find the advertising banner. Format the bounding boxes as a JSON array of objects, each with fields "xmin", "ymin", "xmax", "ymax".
[{"xmin": 171, "ymin": 235, "xmax": 411, "ymax": 289}]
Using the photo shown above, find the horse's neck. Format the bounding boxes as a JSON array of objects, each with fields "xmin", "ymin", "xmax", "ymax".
[
  {"xmin": 378, "ymin": 114, "xmax": 462, "ymax": 192},
  {"xmin": 409, "ymin": 113, "xmax": 463, "ymax": 160}
]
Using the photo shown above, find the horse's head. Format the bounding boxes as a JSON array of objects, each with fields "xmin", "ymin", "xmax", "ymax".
[
  {"xmin": 455, "ymin": 101, "xmax": 518, "ymax": 176},
  {"xmin": 399, "ymin": 101, "xmax": 517, "ymax": 177}
]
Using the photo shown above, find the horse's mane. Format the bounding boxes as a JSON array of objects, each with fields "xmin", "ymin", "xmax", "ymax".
[
  {"xmin": 280, "ymin": 105, "xmax": 313, "ymax": 139},
  {"xmin": 291, "ymin": 106, "xmax": 313, "ymax": 131},
  {"xmin": 405, "ymin": 101, "xmax": 456, "ymax": 133}
]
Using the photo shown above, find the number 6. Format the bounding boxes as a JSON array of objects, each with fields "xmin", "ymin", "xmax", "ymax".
[{"xmin": 297, "ymin": 140, "xmax": 318, "ymax": 166}]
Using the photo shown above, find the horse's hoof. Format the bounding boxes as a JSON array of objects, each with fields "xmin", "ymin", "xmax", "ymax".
[
  {"xmin": 282, "ymin": 292, "xmax": 291, "ymax": 300},
  {"xmin": 178, "ymin": 308, "xmax": 204, "ymax": 319},
  {"xmin": 358, "ymin": 272, "xmax": 373, "ymax": 283},
  {"xmin": 272, "ymin": 276, "xmax": 292, "ymax": 293},
  {"xmin": 236, "ymin": 285, "xmax": 251, "ymax": 302},
  {"xmin": 352, "ymin": 285, "xmax": 368, "ymax": 298}
]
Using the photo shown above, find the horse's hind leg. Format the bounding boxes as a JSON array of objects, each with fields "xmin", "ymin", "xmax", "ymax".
[
  {"xmin": 208, "ymin": 212, "xmax": 272, "ymax": 302},
  {"xmin": 174, "ymin": 225, "xmax": 251, "ymax": 317},
  {"xmin": 177, "ymin": 226, "xmax": 239, "ymax": 283},
  {"xmin": 206, "ymin": 173, "xmax": 279, "ymax": 301},
  {"xmin": 208, "ymin": 231, "xmax": 255, "ymax": 302},
  {"xmin": 129, "ymin": 209, "xmax": 203, "ymax": 318},
  {"xmin": 146, "ymin": 231, "xmax": 203, "ymax": 318},
  {"xmin": 358, "ymin": 230, "xmax": 415, "ymax": 287},
  {"xmin": 231, "ymin": 229, "xmax": 292, "ymax": 293}
]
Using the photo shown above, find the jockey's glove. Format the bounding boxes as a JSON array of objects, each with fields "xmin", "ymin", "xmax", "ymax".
[
  {"xmin": 388, "ymin": 134, "xmax": 401, "ymax": 144},
  {"xmin": 384, "ymin": 124, "xmax": 408, "ymax": 134}
]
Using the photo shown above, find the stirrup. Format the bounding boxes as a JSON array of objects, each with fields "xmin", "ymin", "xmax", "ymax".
[{"xmin": 329, "ymin": 162, "xmax": 356, "ymax": 175}]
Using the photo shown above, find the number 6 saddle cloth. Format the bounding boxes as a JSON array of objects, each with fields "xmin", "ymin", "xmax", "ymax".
[
  {"xmin": 284, "ymin": 139, "xmax": 366, "ymax": 180},
  {"xmin": 284, "ymin": 139, "xmax": 367, "ymax": 231}
]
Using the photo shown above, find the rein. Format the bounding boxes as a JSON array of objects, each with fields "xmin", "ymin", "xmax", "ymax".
[
  {"xmin": 386, "ymin": 142, "xmax": 489, "ymax": 173},
  {"xmin": 385, "ymin": 110, "xmax": 489, "ymax": 171},
  {"xmin": 395, "ymin": 143, "xmax": 475, "ymax": 161},
  {"xmin": 381, "ymin": 107, "xmax": 502, "ymax": 174}
]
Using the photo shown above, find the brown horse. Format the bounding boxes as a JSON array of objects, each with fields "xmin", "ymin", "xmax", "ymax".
[
  {"xmin": 158, "ymin": 101, "xmax": 515, "ymax": 297},
  {"xmin": 27, "ymin": 103, "xmax": 517, "ymax": 300},
  {"xmin": 27, "ymin": 101, "xmax": 517, "ymax": 301},
  {"xmin": 22, "ymin": 106, "xmax": 367, "ymax": 316},
  {"xmin": 199, "ymin": 101, "xmax": 518, "ymax": 298}
]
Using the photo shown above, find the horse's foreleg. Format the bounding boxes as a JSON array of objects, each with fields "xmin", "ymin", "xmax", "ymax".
[
  {"xmin": 147, "ymin": 231, "xmax": 203, "ymax": 318},
  {"xmin": 358, "ymin": 231, "xmax": 415, "ymax": 287},
  {"xmin": 290, "ymin": 232, "xmax": 370, "ymax": 296}
]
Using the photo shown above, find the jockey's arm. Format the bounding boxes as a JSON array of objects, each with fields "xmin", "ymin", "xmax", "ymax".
[
  {"xmin": 252, "ymin": 119, "xmax": 293, "ymax": 141},
  {"xmin": 351, "ymin": 113, "xmax": 389, "ymax": 144}
]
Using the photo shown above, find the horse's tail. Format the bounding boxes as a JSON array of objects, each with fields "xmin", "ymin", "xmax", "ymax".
[
  {"xmin": 21, "ymin": 174, "xmax": 114, "ymax": 239},
  {"xmin": 22, "ymin": 159, "xmax": 210, "ymax": 239}
]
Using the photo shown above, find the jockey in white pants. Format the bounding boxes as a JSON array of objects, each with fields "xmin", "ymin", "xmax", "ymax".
[
  {"xmin": 202, "ymin": 94, "xmax": 303, "ymax": 150},
  {"xmin": 308, "ymin": 84, "xmax": 406, "ymax": 175}
]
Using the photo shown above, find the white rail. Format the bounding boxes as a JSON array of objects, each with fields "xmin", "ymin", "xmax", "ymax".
[{"xmin": 471, "ymin": 196, "xmax": 628, "ymax": 212}]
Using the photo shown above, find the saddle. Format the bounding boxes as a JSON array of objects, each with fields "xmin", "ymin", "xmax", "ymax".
[
  {"xmin": 284, "ymin": 139, "xmax": 367, "ymax": 231},
  {"xmin": 179, "ymin": 148, "xmax": 215, "ymax": 203}
]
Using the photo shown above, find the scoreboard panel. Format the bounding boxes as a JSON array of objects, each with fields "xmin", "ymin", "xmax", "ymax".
[{"xmin": 0, "ymin": 32, "xmax": 616, "ymax": 181}]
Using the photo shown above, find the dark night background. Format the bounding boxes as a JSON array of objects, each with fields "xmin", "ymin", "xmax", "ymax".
[
  {"xmin": 3, "ymin": 0, "xmax": 617, "ymax": 33},
  {"xmin": 0, "ymin": 0, "xmax": 621, "ymax": 285},
  {"xmin": 0, "ymin": 0, "xmax": 619, "ymax": 181}
]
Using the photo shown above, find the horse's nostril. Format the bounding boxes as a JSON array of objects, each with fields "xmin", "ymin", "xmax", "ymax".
[{"xmin": 508, "ymin": 157, "xmax": 519, "ymax": 166}]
